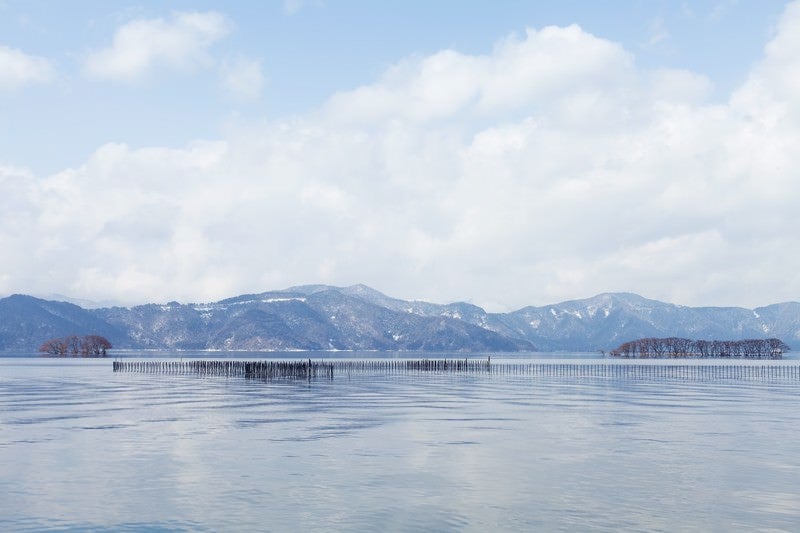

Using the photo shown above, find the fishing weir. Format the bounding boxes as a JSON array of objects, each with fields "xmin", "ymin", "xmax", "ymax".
[{"xmin": 112, "ymin": 359, "xmax": 800, "ymax": 382}]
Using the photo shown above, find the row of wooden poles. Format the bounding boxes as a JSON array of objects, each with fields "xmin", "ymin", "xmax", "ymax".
[{"xmin": 112, "ymin": 359, "xmax": 800, "ymax": 381}]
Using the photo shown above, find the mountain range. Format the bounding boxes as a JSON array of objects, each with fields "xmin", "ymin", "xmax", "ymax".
[{"xmin": 1, "ymin": 285, "xmax": 798, "ymax": 352}]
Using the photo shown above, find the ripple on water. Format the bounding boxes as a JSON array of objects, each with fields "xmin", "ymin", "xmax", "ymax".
[{"xmin": 1, "ymin": 357, "xmax": 800, "ymax": 531}]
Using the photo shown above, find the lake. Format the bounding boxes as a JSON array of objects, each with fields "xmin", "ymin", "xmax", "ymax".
[{"xmin": 2, "ymin": 353, "xmax": 800, "ymax": 531}]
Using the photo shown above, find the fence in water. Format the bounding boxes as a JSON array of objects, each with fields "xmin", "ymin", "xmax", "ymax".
[{"xmin": 112, "ymin": 359, "xmax": 800, "ymax": 381}]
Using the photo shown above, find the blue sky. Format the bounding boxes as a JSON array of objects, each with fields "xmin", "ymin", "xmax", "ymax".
[
  {"xmin": 1, "ymin": 1, "xmax": 786, "ymax": 173},
  {"xmin": 1, "ymin": 1, "xmax": 799, "ymax": 310}
]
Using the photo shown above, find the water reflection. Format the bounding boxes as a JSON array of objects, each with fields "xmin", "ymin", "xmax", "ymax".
[{"xmin": 1, "ymin": 357, "xmax": 800, "ymax": 531}]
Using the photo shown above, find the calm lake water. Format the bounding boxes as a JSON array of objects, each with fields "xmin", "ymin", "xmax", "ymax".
[{"xmin": 2, "ymin": 353, "xmax": 800, "ymax": 532}]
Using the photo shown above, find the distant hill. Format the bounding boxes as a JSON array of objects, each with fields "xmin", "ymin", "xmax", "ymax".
[
  {"xmin": 0, "ymin": 286, "xmax": 798, "ymax": 352},
  {"xmin": 0, "ymin": 295, "xmax": 128, "ymax": 351},
  {"xmin": 489, "ymin": 293, "xmax": 800, "ymax": 351}
]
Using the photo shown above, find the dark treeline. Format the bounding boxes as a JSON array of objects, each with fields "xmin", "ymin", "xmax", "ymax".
[
  {"xmin": 610, "ymin": 337, "xmax": 790, "ymax": 358},
  {"xmin": 39, "ymin": 335, "xmax": 112, "ymax": 356}
]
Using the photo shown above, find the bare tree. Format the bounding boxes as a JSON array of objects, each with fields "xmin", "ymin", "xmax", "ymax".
[
  {"xmin": 38, "ymin": 335, "xmax": 113, "ymax": 357},
  {"xmin": 38, "ymin": 338, "xmax": 68, "ymax": 355},
  {"xmin": 610, "ymin": 337, "xmax": 789, "ymax": 359},
  {"xmin": 81, "ymin": 335, "xmax": 112, "ymax": 356}
]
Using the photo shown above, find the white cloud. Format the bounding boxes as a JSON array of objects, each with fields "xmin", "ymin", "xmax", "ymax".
[
  {"xmin": 84, "ymin": 11, "xmax": 230, "ymax": 81},
  {"xmin": 220, "ymin": 56, "xmax": 264, "ymax": 101},
  {"xmin": 0, "ymin": 45, "xmax": 55, "ymax": 89},
  {"xmin": 326, "ymin": 25, "xmax": 632, "ymax": 123},
  {"xmin": 5, "ymin": 5, "xmax": 800, "ymax": 309},
  {"xmin": 647, "ymin": 69, "xmax": 713, "ymax": 103},
  {"xmin": 643, "ymin": 17, "xmax": 671, "ymax": 49},
  {"xmin": 710, "ymin": 0, "xmax": 739, "ymax": 21},
  {"xmin": 284, "ymin": 0, "xmax": 304, "ymax": 15},
  {"xmin": 731, "ymin": 1, "xmax": 800, "ymax": 119},
  {"xmin": 479, "ymin": 25, "xmax": 633, "ymax": 113},
  {"xmin": 283, "ymin": 0, "xmax": 325, "ymax": 16}
]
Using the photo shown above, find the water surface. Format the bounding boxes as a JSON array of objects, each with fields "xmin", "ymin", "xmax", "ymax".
[{"xmin": 2, "ymin": 355, "xmax": 799, "ymax": 531}]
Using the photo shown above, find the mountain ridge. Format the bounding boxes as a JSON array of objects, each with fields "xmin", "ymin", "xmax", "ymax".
[{"xmin": 1, "ymin": 286, "xmax": 798, "ymax": 352}]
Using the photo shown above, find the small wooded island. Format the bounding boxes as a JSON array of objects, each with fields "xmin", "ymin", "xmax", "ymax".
[
  {"xmin": 38, "ymin": 335, "xmax": 112, "ymax": 357},
  {"xmin": 610, "ymin": 337, "xmax": 789, "ymax": 358}
]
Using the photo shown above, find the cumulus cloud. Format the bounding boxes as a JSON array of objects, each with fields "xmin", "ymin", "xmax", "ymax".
[
  {"xmin": 326, "ymin": 25, "xmax": 632, "ymax": 123},
  {"xmin": 0, "ymin": 45, "xmax": 55, "ymax": 89},
  {"xmin": 732, "ymin": 1, "xmax": 800, "ymax": 120},
  {"xmin": 4, "ymin": 5, "xmax": 800, "ymax": 309},
  {"xmin": 84, "ymin": 11, "xmax": 230, "ymax": 81}
]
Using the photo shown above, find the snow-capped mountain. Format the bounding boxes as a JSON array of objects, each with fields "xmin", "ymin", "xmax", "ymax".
[{"xmin": 1, "ymin": 287, "xmax": 798, "ymax": 352}]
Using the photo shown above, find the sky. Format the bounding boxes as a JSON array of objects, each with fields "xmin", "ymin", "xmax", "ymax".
[{"xmin": 1, "ymin": 0, "xmax": 798, "ymax": 311}]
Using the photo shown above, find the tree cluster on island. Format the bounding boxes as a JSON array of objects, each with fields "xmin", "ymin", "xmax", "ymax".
[
  {"xmin": 38, "ymin": 335, "xmax": 112, "ymax": 357},
  {"xmin": 610, "ymin": 337, "xmax": 790, "ymax": 358}
]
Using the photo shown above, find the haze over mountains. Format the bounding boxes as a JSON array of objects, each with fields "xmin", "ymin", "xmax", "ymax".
[{"xmin": 1, "ymin": 285, "xmax": 798, "ymax": 353}]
